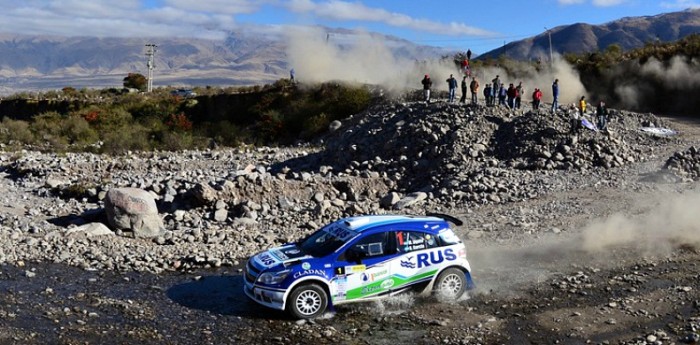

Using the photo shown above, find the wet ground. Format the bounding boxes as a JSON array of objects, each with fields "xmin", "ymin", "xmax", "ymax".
[{"xmin": 2, "ymin": 243, "xmax": 699, "ymax": 345}]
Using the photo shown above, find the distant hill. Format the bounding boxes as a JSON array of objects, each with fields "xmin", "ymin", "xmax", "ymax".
[
  {"xmin": 478, "ymin": 9, "xmax": 700, "ymax": 60},
  {"xmin": 0, "ymin": 28, "xmax": 448, "ymax": 95}
]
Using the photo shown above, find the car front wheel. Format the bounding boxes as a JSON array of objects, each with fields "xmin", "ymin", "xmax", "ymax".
[
  {"xmin": 287, "ymin": 284, "xmax": 328, "ymax": 319},
  {"xmin": 434, "ymin": 268, "xmax": 466, "ymax": 301}
]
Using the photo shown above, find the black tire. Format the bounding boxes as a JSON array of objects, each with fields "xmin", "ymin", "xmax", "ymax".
[
  {"xmin": 433, "ymin": 268, "xmax": 466, "ymax": 301},
  {"xmin": 286, "ymin": 284, "xmax": 328, "ymax": 319}
]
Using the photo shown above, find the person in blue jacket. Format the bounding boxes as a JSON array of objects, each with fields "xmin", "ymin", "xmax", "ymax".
[
  {"xmin": 551, "ymin": 79, "xmax": 559, "ymax": 113},
  {"xmin": 446, "ymin": 74, "xmax": 458, "ymax": 103}
]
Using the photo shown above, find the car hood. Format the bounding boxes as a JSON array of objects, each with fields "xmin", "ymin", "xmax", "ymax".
[{"xmin": 252, "ymin": 244, "xmax": 312, "ymax": 270}]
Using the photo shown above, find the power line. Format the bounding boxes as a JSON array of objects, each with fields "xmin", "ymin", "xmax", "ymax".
[{"xmin": 145, "ymin": 43, "xmax": 157, "ymax": 93}]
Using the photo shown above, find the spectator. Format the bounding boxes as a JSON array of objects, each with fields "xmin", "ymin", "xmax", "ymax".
[
  {"xmin": 515, "ymin": 82, "xmax": 524, "ymax": 109},
  {"xmin": 446, "ymin": 74, "xmax": 458, "ymax": 103},
  {"xmin": 460, "ymin": 76, "xmax": 468, "ymax": 104},
  {"xmin": 498, "ymin": 83, "xmax": 507, "ymax": 106},
  {"xmin": 469, "ymin": 77, "xmax": 480, "ymax": 105},
  {"xmin": 483, "ymin": 84, "xmax": 493, "ymax": 106},
  {"xmin": 506, "ymin": 83, "xmax": 516, "ymax": 109},
  {"xmin": 579, "ymin": 96, "xmax": 587, "ymax": 118},
  {"xmin": 551, "ymin": 79, "xmax": 559, "ymax": 113},
  {"xmin": 290, "ymin": 68, "xmax": 295, "ymax": 83},
  {"xmin": 597, "ymin": 101, "xmax": 608, "ymax": 130},
  {"xmin": 421, "ymin": 74, "xmax": 433, "ymax": 104},
  {"xmin": 532, "ymin": 88, "xmax": 542, "ymax": 110},
  {"xmin": 570, "ymin": 109, "xmax": 580, "ymax": 134}
]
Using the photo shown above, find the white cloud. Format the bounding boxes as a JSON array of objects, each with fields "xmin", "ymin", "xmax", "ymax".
[
  {"xmin": 163, "ymin": 0, "xmax": 261, "ymax": 15},
  {"xmin": 592, "ymin": 0, "xmax": 626, "ymax": 6},
  {"xmin": 286, "ymin": 0, "xmax": 495, "ymax": 36},
  {"xmin": 558, "ymin": 0, "xmax": 627, "ymax": 6},
  {"xmin": 0, "ymin": 0, "xmax": 248, "ymax": 39},
  {"xmin": 660, "ymin": 0, "xmax": 700, "ymax": 8}
]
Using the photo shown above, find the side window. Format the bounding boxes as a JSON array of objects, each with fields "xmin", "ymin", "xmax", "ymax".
[
  {"xmin": 342, "ymin": 232, "xmax": 390, "ymax": 260},
  {"xmin": 396, "ymin": 231, "xmax": 438, "ymax": 253}
]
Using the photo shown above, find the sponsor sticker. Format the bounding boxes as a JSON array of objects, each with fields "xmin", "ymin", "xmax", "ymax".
[
  {"xmin": 346, "ymin": 264, "xmax": 366, "ymax": 273},
  {"xmin": 380, "ymin": 279, "xmax": 395, "ymax": 289},
  {"xmin": 301, "ymin": 262, "xmax": 311, "ymax": 270},
  {"xmin": 293, "ymin": 269, "xmax": 328, "ymax": 279},
  {"xmin": 286, "ymin": 248, "xmax": 301, "ymax": 255}
]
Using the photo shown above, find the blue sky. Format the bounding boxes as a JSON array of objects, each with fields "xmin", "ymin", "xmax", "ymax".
[{"xmin": 0, "ymin": 0, "xmax": 697, "ymax": 54}]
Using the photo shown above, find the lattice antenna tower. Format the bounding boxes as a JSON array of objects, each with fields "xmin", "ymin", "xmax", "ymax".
[{"xmin": 145, "ymin": 44, "xmax": 157, "ymax": 92}]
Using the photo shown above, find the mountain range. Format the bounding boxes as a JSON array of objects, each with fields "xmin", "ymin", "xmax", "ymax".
[
  {"xmin": 478, "ymin": 8, "xmax": 700, "ymax": 61},
  {"xmin": 0, "ymin": 28, "xmax": 448, "ymax": 95},
  {"xmin": 1, "ymin": 9, "xmax": 699, "ymax": 95}
]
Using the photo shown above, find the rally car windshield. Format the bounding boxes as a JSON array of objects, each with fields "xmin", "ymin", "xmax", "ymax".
[{"xmin": 299, "ymin": 224, "xmax": 357, "ymax": 257}]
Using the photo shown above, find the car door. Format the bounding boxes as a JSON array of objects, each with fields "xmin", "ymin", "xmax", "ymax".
[
  {"xmin": 329, "ymin": 230, "xmax": 399, "ymax": 303},
  {"xmin": 388, "ymin": 230, "xmax": 442, "ymax": 292}
]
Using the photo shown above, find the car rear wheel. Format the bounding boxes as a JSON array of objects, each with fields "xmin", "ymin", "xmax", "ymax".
[
  {"xmin": 434, "ymin": 268, "xmax": 466, "ymax": 301},
  {"xmin": 287, "ymin": 284, "xmax": 328, "ymax": 319}
]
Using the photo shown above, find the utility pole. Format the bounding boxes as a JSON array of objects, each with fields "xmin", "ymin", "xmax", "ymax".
[
  {"xmin": 545, "ymin": 27, "xmax": 553, "ymax": 67},
  {"xmin": 145, "ymin": 44, "xmax": 157, "ymax": 92}
]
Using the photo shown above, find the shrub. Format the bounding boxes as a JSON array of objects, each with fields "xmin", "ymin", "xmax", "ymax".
[
  {"xmin": 100, "ymin": 123, "xmax": 150, "ymax": 154},
  {"xmin": 62, "ymin": 115, "xmax": 98, "ymax": 145},
  {"xmin": 0, "ymin": 118, "xmax": 35, "ymax": 146}
]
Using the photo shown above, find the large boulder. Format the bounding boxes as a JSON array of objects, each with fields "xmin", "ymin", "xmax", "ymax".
[{"xmin": 105, "ymin": 188, "xmax": 164, "ymax": 238}]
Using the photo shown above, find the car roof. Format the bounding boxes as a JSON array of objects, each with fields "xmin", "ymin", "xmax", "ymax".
[{"xmin": 337, "ymin": 215, "xmax": 449, "ymax": 233}]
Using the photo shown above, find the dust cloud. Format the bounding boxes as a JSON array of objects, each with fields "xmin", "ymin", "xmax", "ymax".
[
  {"xmin": 285, "ymin": 26, "xmax": 455, "ymax": 91},
  {"xmin": 285, "ymin": 27, "xmax": 588, "ymax": 102},
  {"xmin": 468, "ymin": 189, "xmax": 700, "ymax": 297},
  {"xmin": 580, "ymin": 190, "xmax": 700, "ymax": 253},
  {"xmin": 609, "ymin": 56, "xmax": 700, "ymax": 112}
]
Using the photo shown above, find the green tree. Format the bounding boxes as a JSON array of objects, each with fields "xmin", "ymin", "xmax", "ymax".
[{"xmin": 123, "ymin": 73, "xmax": 148, "ymax": 91}]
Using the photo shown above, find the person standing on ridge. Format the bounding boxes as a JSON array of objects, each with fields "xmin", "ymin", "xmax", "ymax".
[
  {"xmin": 498, "ymin": 83, "xmax": 507, "ymax": 107},
  {"xmin": 596, "ymin": 100, "xmax": 609, "ymax": 131},
  {"xmin": 290, "ymin": 68, "xmax": 295, "ymax": 83},
  {"xmin": 551, "ymin": 79, "xmax": 559, "ymax": 113},
  {"xmin": 579, "ymin": 95, "xmax": 587, "ymax": 118},
  {"xmin": 515, "ymin": 81, "xmax": 524, "ymax": 109},
  {"xmin": 460, "ymin": 76, "xmax": 468, "ymax": 104},
  {"xmin": 506, "ymin": 83, "xmax": 516, "ymax": 109},
  {"xmin": 446, "ymin": 74, "xmax": 458, "ymax": 103},
  {"xmin": 470, "ymin": 77, "xmax": 480, "ymax": 105},
  {"xmin": 532, "ymin": 88, "xmax": 543, "ymax": 110},
  {"xmin": 483, "ymin": 83, "xmax": 492, "ymax": 106},
  {"xmin": 421, "ymin": 74, "xmax": 433, "ymax": 104}
]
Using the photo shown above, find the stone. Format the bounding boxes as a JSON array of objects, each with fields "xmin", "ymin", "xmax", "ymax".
[
  {"xmin": 328, "ymin": 120, "xmax": 342, "ymax": 131},
  {"xmin": 45, "ymin": 178, "xmax": 69, "ymax": 189},
  {"xmin": 104, "ymin": 187, "xmax": 164, "ymax": 238},
  {"xmin": 392, "ymin": 192, "xmax": 427, "ymax": 210},
  {"xmin": 380, "ymin": 192, "xmax": 401, "ymax": 209},
  {"xmin": 213, "ymin": 209, "xmax": 228, "ymax": 222},
  {"xmin": 66, "ymin": 222, "xmax": 114, "ymax": 237},
  {"xmin": 191, "ymin": 182, "xmax": 218, "ymax": 205}
]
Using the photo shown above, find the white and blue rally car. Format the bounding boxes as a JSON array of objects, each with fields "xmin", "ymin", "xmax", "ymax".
[{"xmin": 244, "ymin": 214, "xmax": 474, "ymax": 319}]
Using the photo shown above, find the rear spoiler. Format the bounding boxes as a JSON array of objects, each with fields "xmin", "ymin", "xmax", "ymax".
[{"xmin": 426, "ymin": 212, "xmax": 463, "ymax": 226}]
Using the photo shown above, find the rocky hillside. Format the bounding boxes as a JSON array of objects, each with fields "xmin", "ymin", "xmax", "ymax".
[
  {"xmin": 0, "ymin": 97, "xmax": 692, "ymax": 273},
  {"xmin": 478, "ymin": 8, "xmax": 700, "ymax": 60}
]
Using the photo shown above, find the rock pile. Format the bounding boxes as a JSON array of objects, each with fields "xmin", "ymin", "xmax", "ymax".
[
  {"xmin": 664, "ymin": 146, "xmax": 700, "ymax": 180},
  {"xmin": 308, "ymin": 101, "xmax": 676, "ymax": 205}
]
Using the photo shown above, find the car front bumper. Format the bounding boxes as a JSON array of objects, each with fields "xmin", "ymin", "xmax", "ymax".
[{"xmin": 244, "ymin": 280, "xmax": 286, "ymax": 310}]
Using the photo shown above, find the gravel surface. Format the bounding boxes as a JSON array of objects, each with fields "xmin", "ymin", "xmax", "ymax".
[{"xmin": 0, "ymin": 99, "xmax": 699, "ymax": 344}]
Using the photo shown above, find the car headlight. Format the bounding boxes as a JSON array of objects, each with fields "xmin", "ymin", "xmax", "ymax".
[{"xmin": 257, "ymin": 269, "xmax": 291, "ymax": 285}]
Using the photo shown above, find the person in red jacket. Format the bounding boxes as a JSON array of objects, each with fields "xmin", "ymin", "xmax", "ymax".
[{"xmin": 532, "ymin": 88, "xmax": 543, "ymax": 110}]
